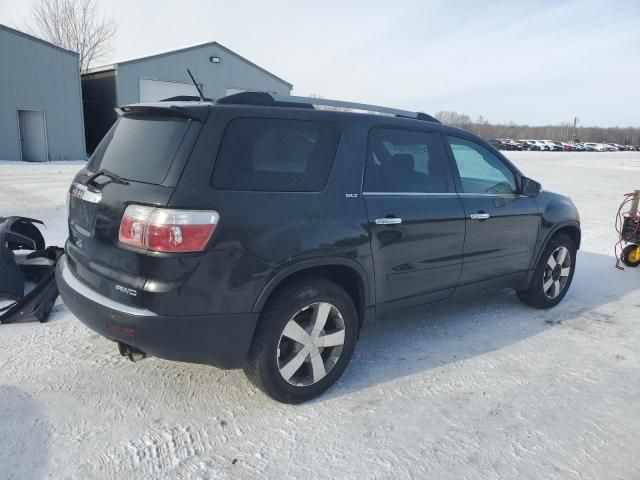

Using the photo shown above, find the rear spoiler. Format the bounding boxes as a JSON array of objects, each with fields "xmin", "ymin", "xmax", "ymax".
[{"xmin": 116, "ymin": 104, "xmax": 209, "ymax": 123}]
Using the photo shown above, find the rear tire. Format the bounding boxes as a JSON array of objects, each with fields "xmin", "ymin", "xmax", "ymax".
[
  {"xmin": 621, "ymin": 244, "xmax": 640, "ymax": 267},
  {"xmin": 244, "ymin": 277, "xmax": 358, "ymax": 404},
  {"xmin": 517, "ymin": 234, "xmax": 576, "ymax": 309}
]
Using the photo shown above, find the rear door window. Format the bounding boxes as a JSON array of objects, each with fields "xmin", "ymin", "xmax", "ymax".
[
  {"xmin": 363, "ymin": 128, "xmax": 448, "ymax": 193},
  {"xmin": 211, "ymin": 118, "xmax": 341, "ymax": 192},
  {"xmin": 88, "ymin": 115, "xmax": 191, "ymax": 185}
]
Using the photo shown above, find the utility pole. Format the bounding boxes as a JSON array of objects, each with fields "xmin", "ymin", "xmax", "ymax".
[{"xmin": 571, "ymin": 116, "xmax": 579, "ymax": 142}]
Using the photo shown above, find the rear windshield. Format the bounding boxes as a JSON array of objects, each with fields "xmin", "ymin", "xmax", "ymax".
[
  {"xmin": 211, "ymin": 118, "xmax": 341, "ymax": 192},
  {"xmin": 88, "ymin": 115, "xmax": 190, "ymax": 184}
]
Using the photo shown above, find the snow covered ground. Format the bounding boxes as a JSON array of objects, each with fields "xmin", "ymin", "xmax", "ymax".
[{"xmin": 1, "ymin": 153, "xmax": 639, "ymax": 480}]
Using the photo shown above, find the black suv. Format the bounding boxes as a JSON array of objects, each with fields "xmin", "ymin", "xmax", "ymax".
[{"xmin": 57, "ymin": 92, "xmax": 580, "ymax": 403}]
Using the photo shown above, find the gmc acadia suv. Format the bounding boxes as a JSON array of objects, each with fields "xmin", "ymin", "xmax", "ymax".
[{"xmin": 56, "ymin": 92, "xmax": 581, "ymax": 403}]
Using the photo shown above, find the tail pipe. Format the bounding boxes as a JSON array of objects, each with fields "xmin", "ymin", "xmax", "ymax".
[{"xmin": 118, "ymin": 342, "xmax": 146, "ymax": 362}]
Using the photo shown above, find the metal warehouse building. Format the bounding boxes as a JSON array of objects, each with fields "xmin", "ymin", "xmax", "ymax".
[
  {"xmin": 82, "ymin": 41, "xmax": 292, "ymax": 152},
  {"xmin": 0, "ymin": 25, "xmax": 85, "ymax": 162}
]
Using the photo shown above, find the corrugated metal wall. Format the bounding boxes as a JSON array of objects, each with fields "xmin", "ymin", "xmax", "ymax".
[{"xmin": 0, "ymin": 26, "xmax": 86, "ymax": 161}]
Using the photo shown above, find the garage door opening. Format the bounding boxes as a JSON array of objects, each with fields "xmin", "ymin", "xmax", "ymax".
[
  {"xmin": 18, "ymin": 110, "xmax": 48, "ymax": 162},
  {"xmin": 138, "ymin": 78, "xmax": 201, "ymax": 102},
  {"xmin": 225, "ymin": 87, "xmax": 247, "ymax": 96}
]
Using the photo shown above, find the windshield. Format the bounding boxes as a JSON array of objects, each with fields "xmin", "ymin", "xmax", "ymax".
[{"xmin": 88, "ymin": 115, "xmax": 191, "ymax": 184}]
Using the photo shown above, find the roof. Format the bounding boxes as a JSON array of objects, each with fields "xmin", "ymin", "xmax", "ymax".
[
  {"xmin": 0, "ymin": 24, "xmax": 78, "ymax": 57},
  {"xmin": 84, "ymin": 40, "xmax": 292, "ymax": 88}
]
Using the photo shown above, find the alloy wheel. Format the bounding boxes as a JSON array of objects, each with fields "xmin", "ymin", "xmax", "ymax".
[
  {"xmin": 277, "ymin": 302, "xmax": 346, "ymax": 386},
  {"xmin": 543, "ymin": 246, "xmax": 571, "ymax": 299}
]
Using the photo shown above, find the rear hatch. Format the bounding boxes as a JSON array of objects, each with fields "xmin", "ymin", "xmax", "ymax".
[{"xmin": 66, "ymin": 104, "xmax": 207, "ymax": 308}]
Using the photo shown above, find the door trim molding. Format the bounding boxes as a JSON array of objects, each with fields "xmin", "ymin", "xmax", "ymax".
[
  {"xmin": 362, "ymin": 191, "xmax": 457, "ymax": 197},
  {"xmin": 362, "ymin": 191, "xmax": 526, "ymax": 198}
]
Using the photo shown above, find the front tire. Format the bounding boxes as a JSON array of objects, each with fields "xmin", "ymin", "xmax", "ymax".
[
  {"xmin": 518, "ymin": 234, "xmax": 576, "ymax": 309},
  {"xmin": 244, "ymin": 277, "xmax": 358, "ymax": 404}
]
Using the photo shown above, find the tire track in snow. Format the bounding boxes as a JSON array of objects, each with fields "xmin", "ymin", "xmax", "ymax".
[{"xmin": 87, "ymin": 424, "xmax": 215, "ymax": 478}]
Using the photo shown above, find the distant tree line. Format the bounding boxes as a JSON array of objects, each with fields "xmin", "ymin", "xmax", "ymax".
[{"xmin": 434, "ymin": 111, "xmax": 640, "ymax": 145}]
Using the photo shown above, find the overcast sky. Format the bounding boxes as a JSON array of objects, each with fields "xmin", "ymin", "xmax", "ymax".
[{"xmin": 1, "ymin": 0, "xmax": 639, "ymax": 127}]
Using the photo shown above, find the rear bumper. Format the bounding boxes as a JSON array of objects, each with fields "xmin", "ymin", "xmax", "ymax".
[{"xmin": 56, "ymin": 255, "xmax": 259, "ymax": 369}]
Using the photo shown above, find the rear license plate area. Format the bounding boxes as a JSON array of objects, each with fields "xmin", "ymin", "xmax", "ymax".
[{"xmin": 69, "ymin": 195, "xmax": 98, "ymax": 236}]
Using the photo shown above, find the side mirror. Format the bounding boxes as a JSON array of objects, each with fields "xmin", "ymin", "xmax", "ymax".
[{"xmin": 521, "ymin": 176, "xmax": 541, "ymax": 196}]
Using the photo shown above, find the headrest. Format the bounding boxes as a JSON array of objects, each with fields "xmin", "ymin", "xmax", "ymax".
[{"xmin": 382, "ymin": 153, "xmax": 414, "ymax": 173}]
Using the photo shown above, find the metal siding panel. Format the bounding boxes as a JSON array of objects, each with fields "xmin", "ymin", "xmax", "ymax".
[
  {"xmin": 0, "ymin": 27, "xmax": 85, "ymax": 161},
  {"xmin": 116, "ymin": 44, "xmax": 290, "ymax": 106}
]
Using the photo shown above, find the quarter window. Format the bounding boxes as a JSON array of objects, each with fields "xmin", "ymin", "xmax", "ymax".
[
  {"xmin": 446, "ymin": 136, "xmax": 517, "ymax": 194},
  {"xmin": 363, "ymin": 128, "xmax": 447, "ymax": 193},
  {"xmin": 212, "ymin": 118, "xmax": 341, "ymax": 192}
]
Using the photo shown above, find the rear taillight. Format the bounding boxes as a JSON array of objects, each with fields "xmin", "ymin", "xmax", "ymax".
[
  {"xmin": 119, "ymin": 205, "xmax": 152, "ymax": 249},
  {"xmin": 118, "ymin": 205, "xmax": 219, "ymax": 253}
]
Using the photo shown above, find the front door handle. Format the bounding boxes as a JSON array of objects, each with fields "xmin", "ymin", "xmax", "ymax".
[
  {"xmin": 375, "ymin": 217, "xmax": 402, "ymax": 225},
  {"xmin": 470, "ymin": 212, "xmax": 490, "ymax": 220}
]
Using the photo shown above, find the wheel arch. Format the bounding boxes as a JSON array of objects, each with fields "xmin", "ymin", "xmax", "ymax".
[
  {"xmin": 252, "ymin": 257, "xmax": 373, "ymax": 329},
  {"xmin": 553, "ymin": 223, "xmax": 581, "ymax": 250},
  {"xmin": 533, "ymin": 220, "xmax": 581, "ymax": 269}
]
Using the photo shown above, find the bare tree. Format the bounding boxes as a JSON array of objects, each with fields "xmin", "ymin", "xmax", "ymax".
[{"xmin": 29, "ymin": 0, "xmax": 117, "ymax": 71}]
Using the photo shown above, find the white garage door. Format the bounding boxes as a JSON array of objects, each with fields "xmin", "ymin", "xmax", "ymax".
[
  {"xmin": 139, "ymin": 79, "xmax": 200, "ymax": 102},
  {"xmin": 225, "ymin": 88, "xmax": 247, "ymax": 96}
]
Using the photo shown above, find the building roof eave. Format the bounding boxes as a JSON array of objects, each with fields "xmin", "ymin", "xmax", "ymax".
[{"xmin": 87, "ymin": 41, "xmax": 292, "ymax": 89}]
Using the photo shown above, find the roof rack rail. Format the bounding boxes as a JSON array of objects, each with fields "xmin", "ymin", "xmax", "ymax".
[{"xmin": 216, "ymin": 91, "xmax": 441, "ymax": 123}]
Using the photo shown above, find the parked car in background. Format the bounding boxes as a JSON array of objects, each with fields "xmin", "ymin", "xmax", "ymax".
[
  {"xmin": 518, "ymin": 140, "xmax": 541, "ymax": 151},
  {"xmin": 607, "ymin": 143, "xmax": 625, "ymax": 151},
  {"xmin": 56, "ymin": 92, "xmax": 581, "ymax": 403},
  {"xmin": 488, "ymin": 138, "xmax": 524, "ymax": 151},
  {"xmin": 521, "ymin": 139, "xmax": 548, "ymax": 151},
  {"xmin": 502, "ymin": 139, "xmax": 524, "ymax": 150},
  {"xmin": 489, "ymin": 138, "xmax": 508, "ymax": 150},
  {"xmin": 582, "ymin": 142, "xmax": 608, "ymax": 152},
  {"xmin": 484, "ymin": 139, "xmax": 629, "ymax": 153},
  {"xmin": 540, "ymin": 140, "xmax": 562, "ymax": 151},
  {"xmin": 518, "ymin": 140, "xmax": 543, "ymax": 151}
]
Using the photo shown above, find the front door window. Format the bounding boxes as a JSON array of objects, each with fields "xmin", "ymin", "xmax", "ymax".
[{"xmin": 446, "ymin": 136, "xmax": 516, "ymax": 195}]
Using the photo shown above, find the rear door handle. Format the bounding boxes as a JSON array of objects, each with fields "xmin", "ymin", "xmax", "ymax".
[
  {"xmin": 470, "ymin": 213, "xmax": 490, "ymax": 220},
  {"xmin": 375, "ymin": 217, "xmax": 402, "ymax": 225}
]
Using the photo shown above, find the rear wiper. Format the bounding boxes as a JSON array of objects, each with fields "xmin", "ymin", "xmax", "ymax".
[{"xmin": 86, "ymin": 169, "xmax": 129, "ymax": 186}]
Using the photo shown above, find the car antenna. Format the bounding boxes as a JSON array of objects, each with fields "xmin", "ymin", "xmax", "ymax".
[{"xmin": 186, "ymin": 68, "xmax": 205, "ymax": 102}]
